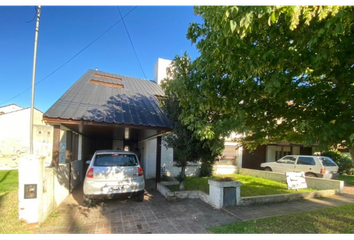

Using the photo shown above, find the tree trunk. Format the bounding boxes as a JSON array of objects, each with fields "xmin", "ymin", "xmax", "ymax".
[
  {"xmin": 349, "ymin": 147, "xmax": 354, "ymax": 164},
  {"xmin": 179, "ymin": 165, "xmax": 186, "ymax": 191}
]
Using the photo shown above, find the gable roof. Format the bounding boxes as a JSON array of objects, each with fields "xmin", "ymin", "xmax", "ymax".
[
  {"xmin": 0, "ymin": 104, "xmax": 24, "ymax": 114},
  {"xmin": 44, "ymin": 69, "xmax": 172, "ymax": 129}
]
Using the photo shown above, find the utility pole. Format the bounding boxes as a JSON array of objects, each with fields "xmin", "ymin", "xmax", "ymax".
[{"xmin": 30, "ymin": 6, "xmax": 41, "ymax": 155}]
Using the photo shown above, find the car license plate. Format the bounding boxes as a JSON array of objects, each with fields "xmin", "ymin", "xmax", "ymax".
[
  {"xmin": 113, "ymin": 185, "xmax": 126, "ymax": 190},
  {"xmin": 115, "ymin": 172, "xmax": 124, "ymax": 180}
]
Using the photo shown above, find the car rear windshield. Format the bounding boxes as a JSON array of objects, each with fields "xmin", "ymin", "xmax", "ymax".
[
  {"xmin": 94, "ymin": 153, "xmax": 138, "ymax": 167},
  {"xmin": 319, "ymin": 157, "xmax": 337, "ymax": 167}
]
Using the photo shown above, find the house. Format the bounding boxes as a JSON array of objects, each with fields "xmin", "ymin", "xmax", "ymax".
[
  {"xmin": 43, "ymin": 65, "xmax": 201, "ymax": 182},
  {"xmin": 43, "ymin": 59, "xmax": 315, "ymax": 182},
  {"xmin": 0, "ymin": 104, "xmax": 53, "ymax": 169},
  {"xmin": 16, "ymin": 59, "xmax": 315, "ymax": 224}
]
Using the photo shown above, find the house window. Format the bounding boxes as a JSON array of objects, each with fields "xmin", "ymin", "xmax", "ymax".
[{"xmin": 275, "ymin": 151, "xmax": 291, "ymax": 161}]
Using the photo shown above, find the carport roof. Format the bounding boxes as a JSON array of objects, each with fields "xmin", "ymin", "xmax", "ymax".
[{"xmin": 43, "ymin": 69, "xmax": 172, "ymax": 133}]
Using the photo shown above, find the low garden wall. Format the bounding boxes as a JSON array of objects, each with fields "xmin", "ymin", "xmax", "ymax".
[
  {"xmin": 157, "ymin": 167, "xmax": 345, "ymax": 208},
  {"xmin": 239, "ymin": 168, "xmax": 344, "ymax": 193}
]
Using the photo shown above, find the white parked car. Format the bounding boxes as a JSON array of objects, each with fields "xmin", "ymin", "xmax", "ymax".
[
  {"xmin": 260, "ymin": 155, "xmax": 339, "ymax": 178},
  {"xmin": 83, "ymin": 150, "xmax": 145, "ymax": 206}
]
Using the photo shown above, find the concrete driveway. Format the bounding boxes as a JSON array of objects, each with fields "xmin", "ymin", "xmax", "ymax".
[
  {"xmin": 35, "ymin": 180, "xmax": 237, "ymax": 234},
  {"xmin": 35, "ymin": 180, "xmax": 354, "ymax": 234}
]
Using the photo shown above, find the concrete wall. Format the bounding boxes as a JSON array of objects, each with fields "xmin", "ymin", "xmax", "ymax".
[
  {"xmin": 157, "ymin": 169, "xmax": 343, "ymax": 209},
  {"xmin": 157, "ymin": 182, "xmax": 209, "ymax": 204},
  {"xmin": 161, "ymin": 143, "xmax": 200, "ymax": 177},
  {"xmin": 41, "ymin": 167, "xmax": 55, "ymax": 222},
  {"xmin": 140, "ymin": 138, "xmax": 157, "ymax": 179},
  {"xmin": 213, "ymin": 165, "xmax": 238, "ymax": 175},
  {"xmin": 139, "ymin": 137, "xmax": 200, "ymax": 179},
  {"xmin": 240, "ymin": 190, "xmax": 339, "ymax": 206},
  {"xmin": 0, "ymin": 108, "xmax": 53, "ymax": 168},
  {"xmin": 19, "ymin": 158, "xmax": 83, "ymax": 224},
  {"xmin": 239, "ymin": 168, "xmax": 344, "ymax": 193},
  {"xmin": 53, "ymin": 164, "xmax": 70, "ymax": 206},
  {"xmin": 71, "ymin": 160, "xmax": 83, "ymax": 189}
]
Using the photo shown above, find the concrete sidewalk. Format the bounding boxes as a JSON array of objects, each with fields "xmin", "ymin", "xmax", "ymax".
[{"xmin": 34, "ymin": 181, "xmax": 354, "ymax": 234}]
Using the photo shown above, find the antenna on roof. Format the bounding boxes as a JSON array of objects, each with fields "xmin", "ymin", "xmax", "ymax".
[{"xmin": 95, "ymin": 67, "xmax": 98, "ymax": 71}]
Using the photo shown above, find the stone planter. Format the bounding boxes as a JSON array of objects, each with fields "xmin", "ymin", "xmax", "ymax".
[{"xmin": 208, "ymin": 179, "xmax": 242, "ymax": 209}]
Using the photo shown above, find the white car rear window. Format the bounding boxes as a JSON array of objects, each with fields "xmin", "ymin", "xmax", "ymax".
[
  {"xmin": 94, "ymin": 154, "xmax": 138, "ymax": 167},
  {"xmin": 319, "ymin": 157, "xmax": 337, "ymax": 167}
]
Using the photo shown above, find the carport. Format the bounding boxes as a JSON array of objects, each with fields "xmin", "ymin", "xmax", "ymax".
[{"xmin": 43, "ymin": 69, "xmax": 172, "ymax": 186}]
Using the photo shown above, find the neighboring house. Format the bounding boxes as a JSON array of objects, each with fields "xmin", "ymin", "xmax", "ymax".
[{"xmin": 0, "ymin": 104, "xmax": 53, "ymax": 168}]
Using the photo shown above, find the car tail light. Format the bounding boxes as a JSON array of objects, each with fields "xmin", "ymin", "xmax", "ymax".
[
  {"xmin": 320, "ymin": 168, "xmax": 326, "ymax": 174},
  {"xmin": 138, "ymin": 166, "xmax": 143, "ymax": 176},
  {"xmin": 87, "ymin": 168, "xmax": 94, "ymax": 178}
]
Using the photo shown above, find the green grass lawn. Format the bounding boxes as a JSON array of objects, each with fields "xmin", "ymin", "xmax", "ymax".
[
  {"xmin": 207, "ymin": 173, "xmax": 354, "ymax": 234},
  {"xmin": 0, "ymin": 170, "xmax": 34, "ymax": 234},
  {"xmin": 0, "ymin": 170, "xmax": 18, "ymax": 196},
  {"xmin": 167, "ymin": 174, "xmax": 316, "ymax": 197},
  {"xmin": 208, "ymin": 202, "xmax": 354, "ymax": 233},
  {"xmin": 336, "ymin": 174, "xmax": 354, "ymax": 185}
]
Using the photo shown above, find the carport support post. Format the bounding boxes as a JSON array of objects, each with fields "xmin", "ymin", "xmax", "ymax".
[
  {"xmin": 52, "ymin": 125, "xmax": 61, "ymax": 167},
  {"xmin": 155, "ymin": 136, "xmax": 162, "ymax": 187}
]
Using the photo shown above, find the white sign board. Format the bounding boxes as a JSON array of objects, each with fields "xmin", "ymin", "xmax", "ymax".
[{"xmin": 286, "ymin": 172, "xmax": 307, "ymax": 190}]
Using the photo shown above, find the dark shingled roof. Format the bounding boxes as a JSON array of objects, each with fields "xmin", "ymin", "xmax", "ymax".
[{"xmin": 44, "ymin": 69, "xmax": 172, "ymax": 129}]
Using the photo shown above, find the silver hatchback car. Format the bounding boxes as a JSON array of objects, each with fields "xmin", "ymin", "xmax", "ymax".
[
  {"xmin": 83, "ymin": 150, "xmax": 145, "ymax": 205},
  {"xmin": 260, "ymin": 155, "xmax": 339, "ymax": 179}
]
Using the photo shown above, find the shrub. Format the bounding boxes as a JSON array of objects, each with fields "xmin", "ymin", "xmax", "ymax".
[
  {"xmin": 199, "ymin": 161, "xmax": 214, "ymax": 177},
  {"xmin": 321, "ymin": 150, "xmax": 354, "ymax": 175}
]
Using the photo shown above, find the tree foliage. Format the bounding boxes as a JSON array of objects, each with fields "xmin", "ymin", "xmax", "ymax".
[
  {"xmin": 160, "ymin": 56, "xmax": 224, "ymax": 188},
  {"xmin": 169, "ymin": 6, "xmax": 354, "ymax": 161},
  {"xmin": 321, "ymin": 150, "xmax": 354, "ymax": 175}
]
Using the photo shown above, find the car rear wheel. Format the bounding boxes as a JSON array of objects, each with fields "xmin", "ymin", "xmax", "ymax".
[
  {"xmin": 305, "ymin": 172, "xmax": 317, "ymax": 178},
  {"xmin": 264, "ymin": 167, "xmax": 272, "ymax": 171},
  {"xmin": 136, "ymin": 191, "xmax": 144, "ymax": 202},
  {"xmin": 83, "ymin": 195, "xmax": 92, "ymax": 207}
]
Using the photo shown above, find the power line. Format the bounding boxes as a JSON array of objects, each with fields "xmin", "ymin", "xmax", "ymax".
[
  {"xmin": 117, "ymin": 6, "xmax": 147, "ymax": 80},
  {"xmin": 25, "ymin": 6, "xmax": 37, "ymax": 23},
  {"xmin": 1, "ymin": 6, "xmax": 138, "ymax": 106}
]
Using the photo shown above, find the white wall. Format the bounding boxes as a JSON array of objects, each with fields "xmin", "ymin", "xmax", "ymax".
[
  {"xmin": 266, "ymin": 145, "xmax": 300, "ymax": 162},
  {"xmin": 161, "ymin": 140, "xmax": 174, "ymax": 175},
  {"xmin": 139, "ymin": 137, "xmax": 200, "ymax": 179},
  {"xmin": 0, "ymin": 104, "xmax": 23, "ymax": 114},
  {"xmin": 141, "ymin": 138, "xmax": 157, "ymax": 179},
  {"xmin": 0, "ymin": 108, "xmax": 31, "ymax": 153},
  {"xmin": 154, "ymin": 58, "xmax": 172, "ymax": 85},
  {"xmin": 0, "ymin": 108, "xmax": 53, "ymax": 168},
  {"xmin": 236, "ymin": 145, "xmax": 243, "ymax": 169}
]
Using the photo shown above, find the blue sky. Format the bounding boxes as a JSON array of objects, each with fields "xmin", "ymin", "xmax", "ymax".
[{"xmin": 0, "ymin": 5, "xmax": 202, "ymax": 112}]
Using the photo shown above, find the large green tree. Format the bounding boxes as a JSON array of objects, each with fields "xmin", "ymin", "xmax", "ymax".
[
  {"xmin": 170, "ymin": 6, "xmax": 354, "ymax": 161},
  {"xmin": 160, "ymin": 56, "xmax": 224, "ymax": 190}
]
